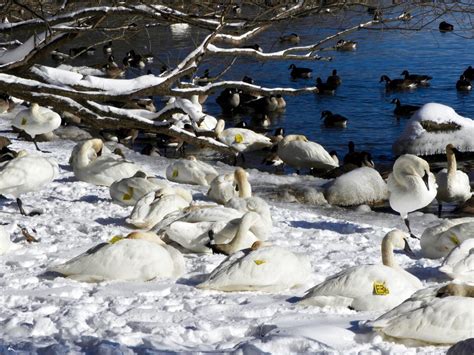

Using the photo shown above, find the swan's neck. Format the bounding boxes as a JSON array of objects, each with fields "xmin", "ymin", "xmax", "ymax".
[
  {"xmin": 447, "ymin": 151, "xmax": 457, "ymax": 175},
  {"xmin": 215, "ymin": 120, "xmax": 225, "ymax": 137},
  {"xmin": 30, "ymin": 103, "xmax": 40, "ymax": 117},
  {"xmin": 228, "ymin": 211, "xmax": 259, "ymax": 250},
  {"xmin": 76, "ymin": 142, "xmax": 95, "ymax": 169},
  {"xmin": 381, "ymin": 238, "xmax": 397, "ymax": 268},
  {"xmin": 235, "ymin": 172, "xmax": 251, "ymax": 198}
]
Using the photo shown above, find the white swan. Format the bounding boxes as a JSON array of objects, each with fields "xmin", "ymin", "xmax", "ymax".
[
  {"xmin": 0, "ymin": 226, "xmax": 19, "ymax": 255},
  {"xmin": 166, "ymin": 156, "xmax": 218, "ymax": 186},
  {"xmin": 277, "ymin": 134, "xmax": 339, "ymax": 173},
  {"xmin": 70, "ymin": 139, "xmax": 142, "ymax": 186},
  {"xmin": 160, "ymin": 197, "xmax": 272, "ymax": 254},
  {"xmin": 439, "ymin": 239, "xmax": 474, "ymax": 282},
  {"xmin": 214, "ymin": 119, "xmax": 272, "ymax": 163},
  {"xmin": 0, "ymin": 151, "xmax": 59, "ymax": 215},
  {"xmin": 299, "ymin": 230, "xmax": 422, "ymax": 311},
  {"xmin": 387, "ymin": 154, "xmax": 437, "ymax": 238},
  {"xmin": 197, "ymin": 242, "xmax": 312, "ymax": 291},
  {"xmin": 126, "ymin": 186, "xmax": 192, "ymax": 230},
  {"xmin": 12, "ymin": 103, "xmax": 61, "ymax": 151},
  {"xmin": 421, "ymin": 218, "xmax": 474, "ymax": 259},
  {"xmin": 369, "ymin": 283, "xmax": 474, "ymax": 345},
  {"xmin": 207, "ymin": 167, "xmax": 252, "ymax": 205},
  {"xmin": 48, "ymin": 231, "xmax": 185, "ymax": 282},
  {"xmin": 436, "ymin": 144, "xmax": 472, "ymax": 216},
  {"xmin": 324, "ymin": 167, "xmax": 388, "ymax": 206},
  {"xmin": 110, "ymin": 171, "xmax": 168, "ymax": 206}
]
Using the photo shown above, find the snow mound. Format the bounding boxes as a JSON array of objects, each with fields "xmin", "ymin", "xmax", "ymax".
[
  {"xmin": 393, "ymin": 103, "xmax": 474, "ymax": 155},
  {"xmin": 324, "ymin": 167, "xmax": 388, "ymax": 207}
]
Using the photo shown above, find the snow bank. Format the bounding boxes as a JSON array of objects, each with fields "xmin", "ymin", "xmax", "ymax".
[{"xmin": 393, "ymin": 102, "xmax": 474, "ymax": 155}]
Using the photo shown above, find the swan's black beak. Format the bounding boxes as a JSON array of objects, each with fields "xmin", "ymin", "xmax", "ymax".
[
  {"xmin": 403, "ymin": 239, "xmax": 416, "ymax": 258},
  {"xmin": 422, "ymin": 171, "xmax": 430, "ymax": 191}
]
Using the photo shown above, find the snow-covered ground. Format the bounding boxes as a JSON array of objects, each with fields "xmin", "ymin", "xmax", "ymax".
[{"xmin": 0, "ymin": 108, "xmax": 457, "ymax": 354}]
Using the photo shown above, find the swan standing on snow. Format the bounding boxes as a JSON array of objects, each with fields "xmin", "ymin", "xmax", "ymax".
[
  {"xmin": 70, "ymin": 139, "xmax": 142, "ymax": 186},
  {"xmin": 214, "ymin": 119, "xmax": 272, "ymax": 165},
  {"xmin": 126, "ymin": 186, "xmax": 192, "ymax": 230},
  {"xmin": 439, "ymin": 239, "xmax": 474, "ymax": 282},
  {"xmin": 166, "ymin": 156, "xmax": 218, "ymax": 186},
  {"xmin": 387, "ymin": 154, "xmax": 437, "ymax": 238},
  {"xmin": 436, "ymin": 144, "xmax": 471, "ymax": 217},
  {"xmin": 368, "ymin": 283, "xmax": 474, "ymax": 345},
  {"xmin": 300, "ymin": 230, "xmax": 422, "ymax": 311},
  {"xmin": 207, "ymin": 167, "xmax": 251, "ymax": 205},
  {"xmin": 48, "ymin": 231, "xmax": 185, "ymax": 282},
  {"xmin": 421, "ymin": 218, "xmax": 474, "ymax": 259},
  {"xmin": 0, "ymin": 151, "xmax": 59, "ymax": 216},
  {"xmin": 277, "ymin": 134, "xmax": 339, "ymax": 174},
  {"xmin": 197, "ymin": 242, "xmax": 312, "ymax": 291},
  {"xmin": 12, "ymin": 103, "xmax": 61, "ymax": 152},
  {"xmin": 110, "ymin": 171, "xmax": 167, "ymax": 206}
]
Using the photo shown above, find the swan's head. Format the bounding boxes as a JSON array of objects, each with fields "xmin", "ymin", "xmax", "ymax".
[
  {"xmin": 393, "ymin": 154, "xmax": 431, "ymax": 190},
  {"xmin": 215, "ymin": 119, "xmax": 226, "ymax": 135},
  {"xmin": 86, "ymin": 138, "xmax": 104, "ymax": 156},
  {"xmin": 446, "ymin": 143, "xmax": 460, "ymax": 157},
  {"xmin": 186, "ymin": 155, "xmax": 197, "ymax": 161},
  {"xmin": 126, "ymin": 231, "xmax": 165, "ymax": 245},
  {"xmin": 383, "ymin": 229, "xmax": 415, "ymax": 258},
  {"xmin": 16, "ymin": 150, "xmax": 28, "ymax": 158},
  {"xmin": 282, "ymin": 134, "xmax": 308, "ymax": 144}
]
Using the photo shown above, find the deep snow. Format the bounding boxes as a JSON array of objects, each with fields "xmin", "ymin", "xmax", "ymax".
[{"xmin": 0, "ymin": 107, "xmax": 460, "ymax": 354}]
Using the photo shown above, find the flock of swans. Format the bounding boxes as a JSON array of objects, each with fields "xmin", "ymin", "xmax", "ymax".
[{"xmin": 1, "ymin": 97, "xmax": 474, "ymax": 350}]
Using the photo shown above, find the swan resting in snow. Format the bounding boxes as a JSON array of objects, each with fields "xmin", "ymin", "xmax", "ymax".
[
  {"xmin": 70, "ymin": 138, "xmax": 142, "ymax": 186},
  {"xmin": 12, "ymin": 103, "xmax": 61, "ymax": 152},
  {"xmin": 387, "ymin": 154, "xmax": 437, "ymax": 238},
  {"xmin": 439, "ymin": 238, "xmax": 474, "ymax": 282},
  {"xmin": 166, "ymin": 156, "xmax": 218, "ymax": 186},
  {"xmin": 277, "ymin": 134, "xmax": 339, "ymax": 173},
  {"xmin": 48, "ymin": 231, "xmax": 185, "ymax": 282},
  {"xmin": 393, "ymin": 102, "xmax": 474, "ymax": 156},
  {"xmin": 110, "ymin": 171, "xmax": 167, "ymax": 206},
  {"xmin": 323, "ymin": 167, "xmax": 388, "ymax": 206},
  {"xmin": 159, "ymin": 196, "xmax": 272, "ymax": 254},
  {"xmin": 126, "ymin": 186, "xmax": 193, "ymax": 230},
  {"xmin": 0, "ymin": 150, "xmax": 59, "ymax": 216},
  {"xmin": 207, "ymin": 167, "xmax": 252, "ymax": 205},
  {"xmin": 368, "ymin": 283, "xmax": 474, "ymax": 345},
  {"xmin": 436, "ymin": 144, "xmax": 472, "ymax": 217},
  {"xmin": 299, "ymin": 230, "xmax": 422, "ymax": 311},
  {"xmin": 420, "ymin": 218, "xmax": 474, "ymax": 259},
  {"xmin": 197, "ymin": 241, "xmax": 312, "ymax": 291}
]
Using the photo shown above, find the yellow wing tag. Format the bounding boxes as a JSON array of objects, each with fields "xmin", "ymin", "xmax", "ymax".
[
  {"xmin": 172, "ymin": 169, "xmax": 179, "ymax": 178},
  {"xmin": 21, "ymin": 117, "xmax": 27, "ymax": 125},
  {"xmin": 254, "ymin": 259, "xmax": 266, "ymax": 265},
  {"xmin": 109, "ymin": 235, "xmax": 124, "ymax": 244},
  {"xmin": 234, "ymin": 134, "xmax": 244, "ymax": 144},
  {"xmin": 449, "ymin": 233, "xmax": 460, "ymax": 246},
  {"xmin": 373, "ymin": 281, "xmax": 389, "ymax": 295},
  {"xmin": 122, "ymin": 187, "xmax": 134, "ymax": 201}
]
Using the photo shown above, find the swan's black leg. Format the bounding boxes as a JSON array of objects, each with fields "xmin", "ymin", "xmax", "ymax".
[{"xmin": 404, "ymin": 217, "xmax": 419, "ymax": 239}]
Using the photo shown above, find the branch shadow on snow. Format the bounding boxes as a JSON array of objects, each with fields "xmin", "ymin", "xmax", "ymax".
[
  {"xmin": 95, "ymin": 216, "xmax": 125, "ymax": 226},
  {"xmin": 289, "ymin": 220, "xmax": 372, "ymax": 235},
  {"xmin": 78, "ymin": 195, "xmax": 109, "ymax": 203},
  {"xmin": 176, "ymin": 273, "xmax": 208, "ymax": 287}
]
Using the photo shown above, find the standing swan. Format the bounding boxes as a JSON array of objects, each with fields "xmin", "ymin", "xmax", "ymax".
[
  {"xmin": 12, "ymin": 103, "xmax": 61, "ymax": 152},
  {"xmin": 70, "ymin": 139, "xmax": 142, "ymax": 186},
  {"xmin": 278, "ymin": 134, "xmax": 339, "ymax": 173},
  {"xmin": 48, "ymin": 232, "xmax": 185, "ymax": 282},
  {"xmin": 0, "ymin": 151, "xmax": 59, "ymax": 216},
  {"xmin": 436, "ymin": 144, "xmax": 471, "ymax": 217},
  {"xmin": 387, "ymin": 154, "xmax": 437, "ymax": 238},
  {"xmin": 197, "ymin": 242, "xmax": 312, "ymax": 291},
  {"xmin": 300, "ymin": 230, "xmax": 422, "ymax": 311}
]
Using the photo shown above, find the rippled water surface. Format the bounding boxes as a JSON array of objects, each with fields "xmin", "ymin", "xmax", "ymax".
[{"xmin": 51, "ymin": 6, "xmax": 474, "ymax": 164}]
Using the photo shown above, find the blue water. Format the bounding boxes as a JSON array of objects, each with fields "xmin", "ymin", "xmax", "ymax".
[{"xmin": 52, "ymin": 6, "xmax": 474, "ymax": 164}]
